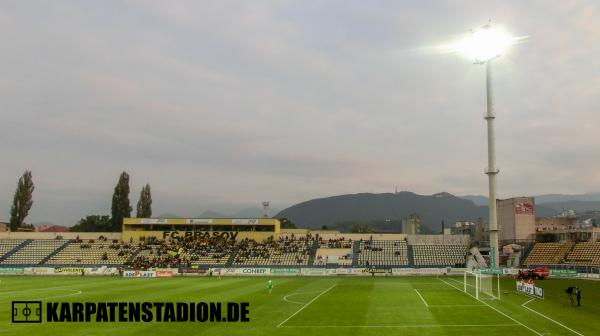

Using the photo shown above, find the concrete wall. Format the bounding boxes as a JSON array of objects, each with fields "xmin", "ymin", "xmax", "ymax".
[
  {"xmin": 408, "ymin": 234, "xmax": 470, "ymax": 245},
  {"xmin": 498, "ymin": 197, "xmax": 536, "ymax": 241},
  {"xmin": 316, "ymin": 248, "xmax": 352, "ymax": 257},
  {"xmin": 0, "ymin": 232, "xmax": 122, "ymax": 240}
]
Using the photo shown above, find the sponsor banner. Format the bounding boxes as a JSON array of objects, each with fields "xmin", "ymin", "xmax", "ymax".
[
  {"xmin": 479, "ymin": 269, "xmax": 503, "ymax": 275},
  {"xmin": 87, "ymin": 266, "xmax": 119, "ymax": 275},
  {"xmin": 515, "ymin": 202, "xmax": 534, "ymax": 215},
  {"xmin": 333, "ymin": 268, "xmax": 353, "ymax": 275},
  {"xmin": 232, "ymin": 219, "xmax": 259, "ymax": 225},
  {"xmin": 301, "ymin": 268, "xmax": 328, "ymax": 276},
  {"xmin": 549, "ymin": 269, "xmax": 577, "ymax": 277},
  {"xmin": 179, "ymin": 267, "xmax": 208, "ymax": 274},
  {"xmin": 161, "ymin": 231, "xmax": 239, "ymax": 241},
  {"xmin": 270, "ymin": 268, "xmax": 300, "ymax": 276},
  {"xmin": 238, "ymin": 268, "xmax": 270, "ymax": 276},
  {"xmin": 185, "ymin": 218, "xmax": 213, "ymax": 224},
  {"xmin": 573, "ymin": 273, "xmax": 600, "ymax": 279},
  {"xmin": 55, "ymin": 267, "xmax": 85, "ymax": 275},
  {"xmin": 24, "ymin": 267, "xmax": 55, "ymax": 275},
  {"xmin": 0, "ymin": 267, "xmax": 24, "ymax": 274},
  {"xmin": 141, "ymin": 218, "xmax": 168, "ymax": 224},
  {"xmin": 362, "ymin": 268, "xmax": 392, "ymax": 276},
  {"xmin": 331, "ymin": 268, "xmax": 365, "ymax": 276},
  {"xmin": 516, "ymin": 281, "xmax": 544, "ymax": 298},
  {"xmin": 211, "ymin": 268, "xmax": 271, "ymax": 276},
  {"xmin": 155, "ymin": 270, "xmax": 173, "ymax": 278},
  {"xmin": 392, "ymin": 268, "xmax": 444, "ymax": 276},
  {"xmin": 503, "ymin": 268, "xmax": 519, "ymax": 275},
  {"xmin": 123, "ymin": 270, "xmax": 156, "ymax": 278}
]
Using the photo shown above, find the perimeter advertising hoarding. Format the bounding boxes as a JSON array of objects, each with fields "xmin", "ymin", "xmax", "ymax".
[
  {"xmin": 270, "ymin": 268, "xmax": 300, "ymax": 276},
  {"xmin": 123, "ymin": 270, "xmax": 156, "ymax": 278},
  {"xmin": 550, "ymin": 269, "xmax": 577, "ymax": 277},
  {"xmin": 516, "ymin": 281, "xmax": 544, "ymax": 298},
  {"xmin": 392, "ymin": 268, "xmax": 444, "ymax": 276}
]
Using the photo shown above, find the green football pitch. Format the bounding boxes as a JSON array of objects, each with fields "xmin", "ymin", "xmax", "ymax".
[{"xmin": 0, "ymin": 275, "xmax": 598, "ymax": 336}]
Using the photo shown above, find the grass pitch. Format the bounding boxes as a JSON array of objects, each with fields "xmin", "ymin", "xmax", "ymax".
[{"xmin": 1, "ymin": 275, "xmax": 598, "ymax": 335}]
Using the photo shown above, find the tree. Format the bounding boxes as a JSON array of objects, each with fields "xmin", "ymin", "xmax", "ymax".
[
  {"xmin": 136, "ymin": 183, "xmax": 152, "ymax": 218},
  {"xmin": 9, "ymin": 170, "xmax": 34, "ymax": 231},
  {"xmin": 351, "ymin": 223, "xmax": 374, "ymax": 233},
  {"xmin": 70, "ymin": 215, "xmax": 111, "ymax": 232},
  {"xmin": 111, "ymin": 171, "xmax": 132, "ymax": 232},
  {"xmin": 278, "ymin": 218, "xmax": 297, "ymax": 229}
]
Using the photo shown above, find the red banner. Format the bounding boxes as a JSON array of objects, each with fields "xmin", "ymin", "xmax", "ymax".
[{"xmin": 515, "ymin": 202, "xmax": 534, "ymax": 215}]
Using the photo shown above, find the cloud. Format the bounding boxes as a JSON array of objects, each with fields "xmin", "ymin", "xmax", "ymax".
[{"xmin": 1, "ymin": 1, "xmax": 599, "ymax": 224}]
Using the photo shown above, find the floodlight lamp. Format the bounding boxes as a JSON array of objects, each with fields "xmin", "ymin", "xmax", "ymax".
[{"xmin": 450, "ymin": 24, "xmax": 519, "ymax": 63}]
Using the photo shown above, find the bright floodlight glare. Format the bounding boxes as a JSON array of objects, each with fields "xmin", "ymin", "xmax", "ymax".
[{"xmin": 450, "ymin": 25, "xmax": 518, "ymax": 63}]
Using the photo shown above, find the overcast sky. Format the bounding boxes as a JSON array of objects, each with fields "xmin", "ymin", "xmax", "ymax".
[{"xmin": 1, "ymin": 1, "xmax": 599, "ymax": 225}]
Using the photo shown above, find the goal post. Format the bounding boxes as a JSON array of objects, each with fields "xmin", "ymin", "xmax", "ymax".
[{"xmin": 464, "ymin": 270, "xmax": 501, "ymax": 300}]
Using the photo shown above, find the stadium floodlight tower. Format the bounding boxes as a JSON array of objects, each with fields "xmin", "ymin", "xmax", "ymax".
[
  {"xmin": 262, "ymin": 201, "xmax": 270, "ymax": 218},
  {"xmin": 447, "ymin": 21, "xmax": 522, "ymax": 269}
]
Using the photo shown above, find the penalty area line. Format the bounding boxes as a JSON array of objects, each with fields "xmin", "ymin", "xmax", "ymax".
[
  {"xmin": 280, "ymin": 323, "xmax": 520, "ymax": 328},
  {"xmin": 414, "ymin": 289, "xmax": 429, "ymax": 307},
  {"xmin": 438, "ymin": 278, "xmax": 543, "ymax": 336},
  {"xmin": 521, "ymin": 298, "xmax": 584, "ymax": 336},
  {"xmin": 277, "ymin": 284, "xmax": 336, "ymax": 328}
]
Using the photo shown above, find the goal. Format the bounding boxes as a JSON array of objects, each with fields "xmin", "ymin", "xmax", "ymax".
[{"xmin": 464, "ymin": 271, "xmax": 500, "ymax": 300}]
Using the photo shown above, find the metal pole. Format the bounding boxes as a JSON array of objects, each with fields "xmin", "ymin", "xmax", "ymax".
[{"xmin": 485, "ymin": 60, "xmax": 500, "ymax": 269}]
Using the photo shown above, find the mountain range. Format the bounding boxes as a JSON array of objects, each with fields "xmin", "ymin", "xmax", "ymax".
[
  {"xmin": 276, "ymin": 192, "xmax": 490, "ymax": 233},
  {"xmin": 156, "ymin": 206, "xmax": 280, "ymax": 219},
  {"xmin": 274, "ymin": 191, "xmax": 600, "ymax": 232},
  {"xmin": 461, "ymin": 193, "xmax": 600, "ymax": 213}
]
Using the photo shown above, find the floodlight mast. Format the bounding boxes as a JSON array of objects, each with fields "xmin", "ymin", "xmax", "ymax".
[
  {"xmin": 457, "ymin": 21, "xmax": 512, "ymax": 270},
  {"xmin": 471, "ymin": 22, "xmax": 502, "ymax": 270},
  {"xmin": 444, "ymin": 20, "xmax": 523, "ymax": 269},
  {"xmin": 484, "ymin": 58, "xmax": 500, "ymax": 270}
]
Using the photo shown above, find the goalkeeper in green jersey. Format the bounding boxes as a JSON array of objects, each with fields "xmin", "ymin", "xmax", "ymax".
[{"xmin": 267, "ymin": 279, "xmax": 273, "ymax": 294}]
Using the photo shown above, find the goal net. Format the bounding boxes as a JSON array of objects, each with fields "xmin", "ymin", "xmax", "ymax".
[{"xmin": 464, "ymin": 271, "xmax": 500, "ymax": 300}]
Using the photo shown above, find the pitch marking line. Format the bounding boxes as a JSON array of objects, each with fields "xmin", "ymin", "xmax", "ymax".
[
  {"xmin": 33, "ymin": 289, "xmax": 83, "ymax": 300},
  {"xmin": 439, "ymin": 278, "xmax": 543, "ymax": 336},
  {"xmin": 414, "ymin": 289, "xmax": 429, "ymax": 307},
  {"xmin": 0, "ymin": 286, "xmax": 83, "ymax": 302},
  {"xmin": 283, "ymin": 290, "xmax": 325, "ymax": 305},
  {"xmin": 277, "ymin": 284, "xmax": 336, "ymax": 328},
  {"xmin": 429, "ymin": 304, "xmax": 485, "ymax": 307},
  {"xmin": 280, "ymin": 323, "xmax": 520, "ymax": 328},
  {"xmin": 521, "ymin": 298, "xmax": 584, "ymax": 336}
]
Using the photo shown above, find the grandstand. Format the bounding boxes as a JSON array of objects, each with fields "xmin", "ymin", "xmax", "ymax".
[
  {"xmin": 232, "ymin": 236, "xmax": 313, "ymax": 266},
  {"xmin": 410, "ymin": 235, "xmax": 469, "ymax": 267},
  {"xmin": 0, "ymin": 239, "xmax": 67, "ymax": 265},
  {"xmin": 523, "ymin": 242, "xmax": 575, "ymax": 266},
  {"xmin": 356, "ymin": 240, "xmax": 409, "ymax": 267},
  {"xmin": 412, "ymin": 244, "xmax": 468, "ymax": 267},
  {"xmin": 128, "ymin": 235, "xmax": 235, "ymax": 268},
  {"xmin": 2, "ymin": 219, "xmax": 599, "ymax": 270},
  {"xmin": 46, "ymin": 239, "xmax": 135, "ymax": 266},
  {"xmin": 565, "ymin": 242, "xmax": 600, "ymax": 266},
  {"xmin": 0, "ymin": 239, "xmax": 25, "ymax": 257}
]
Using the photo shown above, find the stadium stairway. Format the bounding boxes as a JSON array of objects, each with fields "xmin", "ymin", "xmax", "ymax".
[
  {"xmin": 39, "ymin": 240, "xmax": 72, "ymax": 265},
  {"xmin": 469, "ymin": 246, "xmax": 488, "ymax": 268},
  {"xmin": 225, "ymin": 250, "xmax": 236, "ymax": 267},
  {"xmin": 307, "ymin": 239, "xmax": 318, "ymax": 265},
  {"xmin": 0, "ymin": 239, "xmax": 32, "ymax": 262},
  {"xmin": 351, "ymin": 241, "xmax": 360, "ymax": 267},
  {"xmin": 407, "ymin": 244, "xmax": 414, "ymax": 267},
  {"xmin": 521, "ymin": 243, "xmax": 536, "ymax": 262},
  {"xmin": 125, "ymin": 248, "xmax": 143, "ymax": 265}
]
